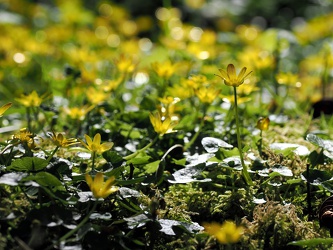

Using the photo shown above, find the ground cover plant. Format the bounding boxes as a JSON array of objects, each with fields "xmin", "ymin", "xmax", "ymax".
[{"xmin": 1, "ymin": 0, "xmax": 333, "ymax": 249}]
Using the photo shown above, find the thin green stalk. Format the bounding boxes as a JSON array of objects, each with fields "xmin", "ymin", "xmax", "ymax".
[
  {"xmin": 91, "ymin": 151, "xmax": 96, "ymax": 172},
  {"xmin": 233, "ymin": 86, "xmax": 253, "ymax": 186},
  {"xmin": 59, "ymin": 201, "xmax": 98, "ymax": 242},
  {"xmin": 46, "ymin": 146, "xmax": 59, "ymax": 163},
  {"xmin": 123, "ymin": 136, "xmax": 158, "ymax": 161},
  {"xmin": 26, "ymin": 107, "xmax": 32, "ymax": 132},
  {"xmin": 258, "ymin": 130, "xmax": 263, "ymax": 157},
  {"xmin": 184, "ymin": 105, "xmax": 207, "ymax": 151}
]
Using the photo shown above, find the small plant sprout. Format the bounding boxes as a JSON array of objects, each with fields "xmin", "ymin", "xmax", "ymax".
[
  {"xmin": 256, "ymin": 117, "xmax": 270, "ymax": 157},
  {"xmin": 216, "ymin": 64, "xmax": 253, "ymax": 185}
]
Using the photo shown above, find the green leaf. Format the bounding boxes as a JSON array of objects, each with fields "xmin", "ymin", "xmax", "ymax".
[
  {"xmin": 306, "ymin": 133, "xmax": 326, "ymax": 148},
  {"xmin": 168, "ymin": 163, "xmax": 212, "ymax": 184},
  {"xmin": 158, "ymin": 219, "xmax": 204, "ymax": 236},
  {"xmin": 0, "ymin": 172, "xmax": 28, "ymax": 186},
  {"xmin": 25, "ymin": 172, "xmax": 63, "ymax": 187},
  {"xmin": 301, "ymin": 169, "xmax": 332, "ymax": 185},
  {"xmin": 217, "ymin": 147, "xmax": 240, "ymax": 159},
  {"xmin": 144, "ymin": 160, "xmax": 160, "ymax": 174},
  {"xmin": 269, "ymin": 143, "xmax": 309, "ymax": 156},
  {"xmin": 117, "ymin": 176, "xmax": 146, "ymax": 185},
  {"xmin": 127, "ymin": 156, "xmax": 151, "ymax": 165},
  {"xmin": 7, "ymin": 157, "xmax": 48, "ymax": 172},
  {"xmin": 306, "ymin": 134, "xmax": 333, "ymax": 155},
  {"xmin": 102, "ymin": 151, "xmax": 124, "ymax": 168},
  {"xmin": 201, "ymin": 137, "xmax": 233, "ymax": 153},
  {"xmin": 288, "ymin": 238, "xmax": 333, "ymax": 247}
]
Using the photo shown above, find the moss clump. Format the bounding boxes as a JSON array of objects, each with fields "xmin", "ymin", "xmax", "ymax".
[
  {"xmin": 241, "ymin": 201, "xmax": 322, "ymax": 249},
  {"xmin": 162, "ymin": 183, "xmax": 254, "ymax": 223}
]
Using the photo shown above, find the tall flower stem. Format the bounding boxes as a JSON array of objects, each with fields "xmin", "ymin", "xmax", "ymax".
[
  {"xmin": 59, "ymin": 201, "xmax": 98, "ymax": 243},
  {"xmin": 47, "ymin": 146, "xmax": 59, "ymax": 163},
  {"xmin": 123, "ymin": 136, "xmax": 158, "ymax": 161},
  {"xmin": 91, "ymin": 151, "xmax": 96, "ymax": 172},
  {"xmin": 233, "ymin": 86, "xmax": 253, "ymax": 186},
  {"xmin": 184, "ymin": 106, "xmax": 206, "ymax": 151}
]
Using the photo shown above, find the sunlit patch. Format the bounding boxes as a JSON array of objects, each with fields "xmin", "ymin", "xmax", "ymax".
[
  {"xmin": 189, "ymin": 27, "xmax": 203, "ymax": 42},
  {"xmin": 171, "ymin": 27, "xmax": 184, "ymax": 40},
  {"xmin": 95, "ymin": 78, "xmax": 103, "ymax": 85},
  {"xmin": 99, "ymin": 3, "xmax": 113, "ymax": 17},
  {"xmin": 296, "ymin": 82, "xmax": 302, "ymax": 88},
  {"xmin": 244, "ymin": 27, "xmax": 258, "ymax": 40},
  {"xmin": 13, "ymin": 53, "xmax": 25, "ymax": 64},
  {"xmin": 139, "ymin": 38, "xmax": 153, "ymax": 52},
  {"xmin": 155, "ymin": 7, "xmax": 170, "ymax": 21},
  {"xmin": 107, "ymin": 34, "xmax": 120, "ymax": 47},
  {"xmin": 121, "ymin": 20, "xmax": 137, "ymax": 36},
  {"xmin": 198, "ymin": 51, "xmax": 209, "ymax": 60},
  {"xmin": 35, "ymin": 30, "xmax": 47, "ymax": 42},
  {"xmin": 95, "ymin": 26, "xmax": 109, "ymax": 39},
  {"xmin": 168, "ymin": 18, "xmax": 181, "ymax": 29},
  {"xmin": 134, "ymin": 72, "xmax": 149, "ymax": 85}
]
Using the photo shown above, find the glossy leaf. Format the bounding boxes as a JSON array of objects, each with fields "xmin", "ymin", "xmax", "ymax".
[
  {"xmin": 201, "ymin": 137, "xmax": 233, "ymax": 153},
  {"xmin": 158, "ymin": 219, "xmax": 204, "ymax": 236},
  {"xmin": 288, "ymin": 238, "xmax": 333, "ymax": 247},
  {"xmin": 7, "ymin": 157, "xmax": 49, "ymax": 172},
  {"xmin": 0, "ymin": 172, "xmax": 28, "ymax": 186},
  {"xmin": 301, "ymin": 169, "xmax": 332, "ymax": 185}
]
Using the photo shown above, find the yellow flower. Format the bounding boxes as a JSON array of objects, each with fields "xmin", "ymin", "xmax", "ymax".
[
  {"xmin": 79, "ymin": 133, "xmax": 114, "ymax": 154},
  {"xmin": 85, "ymin": 172, "xmax": 118, "ymax": 199},
  {"xmin": 203, "ymin": 221, "xmax": 244, "ymax": 244},
  {"xmin": 151, "ymin": 61, "xmax": 177, "ymax": 78},
  {"xmin": 149, "ymin": 111, "xmax": 178, "ymax": 136},
  {"xmin": 195, "ymin": 86, "xmax": 220, "ymax": 104},
  {"xmin": 48, "ymin": 131, "xmax": 78, "ymax": 147},
  {"xmin": 103, "ymin": 78, "xmax": 123, "ymax": 92},
  {"xmin": 115, "ymin": 54, "xmax": 136, "ymax": 74},
  {"xmin": 86, "ymin": 87, "xmax": 109, "ymax": 105},
  {"xmin": 63, "ymin": 106, "xmax": 95, "ymax": 121},
  {"xmin": 256, "ymin": 117, "xmax": 270, "ymax": 131},
  {"xmin": 15, "ymin": 91, "xmax": 50, "ymax": 108},
  {"xmin": 216, "ymin": 64, "xmax": 252, "ymax": 87},
  {"xmin": 12, "ymin": 128, "xmax": 36, "ymax": 149},
  {"xmin": 0, "ymin": 102, "xmax": 12, "ymax": 117},
  {"xmin": 184, "ymin": 75, "xmax": 208, "ymax": 89},
  {"xmin": 276, "ymin": 72, "xmax": 299, "ymax": 87}
]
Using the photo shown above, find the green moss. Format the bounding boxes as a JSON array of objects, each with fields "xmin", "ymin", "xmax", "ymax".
[{"xmin": 241, "ymin": 201, "xmax": 324, "ymax": 249}]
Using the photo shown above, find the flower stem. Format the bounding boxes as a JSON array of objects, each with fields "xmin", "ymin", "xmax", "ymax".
[
  {"xmin": 184, "ymin": 105, "xmax": 207, "ymax": 151},
  {"xmin": 59, "ymin": 201, "xmax": 98, "ymax": 243},
  {"xmin": 123, "ymin": 136, "xmax": 158, "ymax": 161},
  {"xmin": 91, "ymin": 151, "xmax": 96, "ymax": 172},
  {"xmin": 46, "ymin": 146, "xmax": 59, "ymax": 163},
  {"xmin": 233, "ymin": 86, "xmax": 253, "ymax": 186}
]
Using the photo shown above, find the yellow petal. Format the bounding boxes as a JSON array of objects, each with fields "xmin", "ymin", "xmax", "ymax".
[
  {"xmin": 84, "ymin": 134, "xmax": 93, "ymax": 147},
  {"xmin": 0, "ymin": 102, "xmax": 12, "ymax": 116},
  {"xmin": 85, "ymin": 174, "xmax": 93, "ymax": 188},
  {"xmin": 93, "ymin": 172, "xmax": 104, "ymax": 192},
  {"xmin": 227, "ymin": 64, "xmax": 236, "ymax": 79},
  {"xmin": 237, "ymin": 67, "xmax": 247, "ymax": 82},
  {"xmin": 99, "ymin": 142, "xmax": 114, "ymax": 153},
  {"xmin": 93, "ymin": 133, "xmax": 101, "ymax": 145},
  {"xmin": 217, "ymin": 69, "xmax": 229, "ymax": 80}
]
